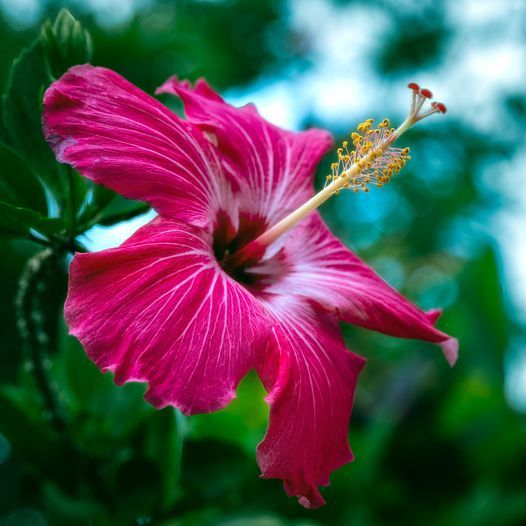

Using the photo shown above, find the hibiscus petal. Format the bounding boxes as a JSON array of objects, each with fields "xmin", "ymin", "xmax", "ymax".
[
  {"xmin": 156, "ymin": 77, "xmax": 333, "ymax": 225},
  {"xmin": 65, "ymin": 216, "xmax": 270, "ymax": 413},
  {"xmin": 268, "ymin": 213, "xmax": 458, "ymax": 365},
  {"xmin": 43, "ymin": 65, "xmax": 232, "ymax": 227},
  {"xmin": 256, "ymin": 295, "xmax": 365, "ymax": 509}
]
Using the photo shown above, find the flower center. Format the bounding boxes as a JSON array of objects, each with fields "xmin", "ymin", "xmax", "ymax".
[
  {"xmin": 213, "ymin": 211, "xmax": 287, "ymax": 288},
  {"xmin": 228, "ymin": 83, "xmax": 446, "ymax": 268}
]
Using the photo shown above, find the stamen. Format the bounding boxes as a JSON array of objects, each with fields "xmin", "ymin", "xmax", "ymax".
[
  {"xmin": 323, "ymin": 118, "xmax": 410, "ymax": 193},
  {"xmin": 225, "ymin": 83, "xmax": 447, "ymax": 269}
]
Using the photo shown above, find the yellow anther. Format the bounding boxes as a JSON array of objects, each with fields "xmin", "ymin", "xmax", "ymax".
[
  {"xmin": 326, "ymin": 109, "xmax": 414, "ymax": 199},
  {"xmin": 357, "ymin": 119, "xmax": 373, "ymax": 133},
  {"xmin": 364, "ymin": 141, "xmax": 373, "ymax": 151}
]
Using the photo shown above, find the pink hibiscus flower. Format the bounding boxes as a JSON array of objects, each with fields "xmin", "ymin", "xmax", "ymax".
[{"xmin": 43, "ymin": 66, "xmax": 456, "ymax": 508}]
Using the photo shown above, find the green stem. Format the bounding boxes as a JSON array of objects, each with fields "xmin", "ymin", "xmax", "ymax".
[
  {"xmin": 28, "ymin": 232, "xmax": 87, "ymax": 253},
  {"xmin": 52, "ymin": 234, "xmax": 87, "ymax": 253},
  {"xmin": 67, "ymin": 166, "xmax": 77, "ymax": 232}
]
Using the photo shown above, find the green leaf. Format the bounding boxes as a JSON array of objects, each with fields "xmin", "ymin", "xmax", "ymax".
[
  {"xmin": 97, "ymin": 197, "xmax": 151, "ymax": 227},
  {"xmin": 53, "ymin": 331, "xmax": 154, "ymax": 453},
  {"xmin": 41, "ymin": 483, "xmax": 105, "ymax": 522},
  {"xmin": 0, "ymin": 201, "xmax": 66, "ymax": 240},
  {"xmin": 77, "ymin": 192, "xmax": 151, "ymax": 231},
  {"xmin": 0, "ymin": 385, "xmax": 60, "ymax": 471},
  {"xmin": 2, "ymin": 10, "xmax": 92, "ymax": 228},
  {"xmin": 41, "ymin": 9, "xmax": 92, "ymax": 80},
  {"xmin": 1, "ymin": 37, "xmax": 66, "ymax": 202},
  {"xmin": 188, "ymin": 372, "xmax": 268, "ymax": 455},
  {"xmin": 143, "ymin": 409, "xmax": 185, "ymax": 509},
  {"xmin": 90, "ymin": 184, "xmax": 116, "ymax": 213},
  {"xmin": 0, "ymin": 141, "xmax": 47, "ymax": 213}
]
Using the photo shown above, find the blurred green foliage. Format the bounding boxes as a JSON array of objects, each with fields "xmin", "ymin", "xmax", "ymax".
[{"xmin": 0, "ymin": 1, "xmax": 525, "ymax": 525}]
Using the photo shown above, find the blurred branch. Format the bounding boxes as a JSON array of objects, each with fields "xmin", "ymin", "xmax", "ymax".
[
  {"xmin": 15, "ymin": 248, "xmax": 66, "ymax": 434},
  {"xmin": 51, "ymin": 235, "xmax": 87, "ymax": 253}
]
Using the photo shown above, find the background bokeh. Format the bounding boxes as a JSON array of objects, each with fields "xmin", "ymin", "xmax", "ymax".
[{"xmin": 1, "ymin": 0, "xmax": 525, "ymax": 525}]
